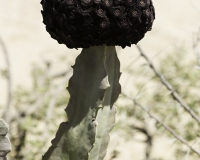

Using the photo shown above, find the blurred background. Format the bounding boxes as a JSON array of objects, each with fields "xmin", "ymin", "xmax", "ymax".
[{"xmin": 0, "ymin": 0, "xmax": 200, "ymax": 159}]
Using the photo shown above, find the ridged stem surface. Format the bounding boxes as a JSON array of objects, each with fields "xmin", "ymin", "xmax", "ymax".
[
  {"xmin": 42, "ymin": 45, "xmax": 121, "ymax": 160},
  {"xmin": 0, "ymin": 118, "xmax": 11, "ymax": 160}
]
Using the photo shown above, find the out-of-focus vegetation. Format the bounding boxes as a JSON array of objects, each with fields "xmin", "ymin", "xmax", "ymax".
[
  {"xmin": 0, "ymin": 29, "xmax": 200, "ymax": 160},
  {"xmin": 0, "ymin": 54, "xmax": 72, "ymax": 159},
  {"xmin": 118, "ymin": 46, "xmax": 200, "ymax": 160}
]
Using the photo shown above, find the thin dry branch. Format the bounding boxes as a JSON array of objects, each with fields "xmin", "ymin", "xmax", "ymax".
[
  {"xmin": 136, "ymin": 45, "xmax": 200, "ymax": 124},
  {"xmin": 122, "ymin": 93, "xmax": 200, "ymax": 157},
  {"xmin": 0, "ymin": 36, "xmax": 12, "ymax": 123},
  {"xmin": 49, "ymin": 69, "xmax": 71, "ymax": 79},
  {"xmin": 131, "ymin": 124, "xmax": 152, "ymax": 160},
  {"xmin": 42, "ymin": 73, "xmax": 69, "ymax": 139}
]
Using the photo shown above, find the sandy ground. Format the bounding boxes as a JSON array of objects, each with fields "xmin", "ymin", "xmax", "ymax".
[{"xmin": 0, "ymin": 0, "xmax": 200, "ymax": 159}]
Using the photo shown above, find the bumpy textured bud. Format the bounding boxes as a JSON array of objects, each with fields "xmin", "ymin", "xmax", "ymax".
[{"xmin": 41, "ymin": 0, "xmax": 155, "ymax": 49}]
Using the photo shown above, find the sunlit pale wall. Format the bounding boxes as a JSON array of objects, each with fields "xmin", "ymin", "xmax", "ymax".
[
  {"xmin": 0, "ymin": 1, "xmax": 199, "ymax": 101},
  {"xmin": 0, "ymin": 0, "xmax": 200, "ymax": 159}
]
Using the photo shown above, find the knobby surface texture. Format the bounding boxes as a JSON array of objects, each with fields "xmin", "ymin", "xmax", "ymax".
[{"xmin": 0, "ymin": 119, "xmax": 11, "ymax": 160}]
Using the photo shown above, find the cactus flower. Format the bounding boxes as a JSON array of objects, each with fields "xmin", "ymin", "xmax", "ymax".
[{"xmin": 41, "ymin": 0, "xmax": 155, "ymax": 49}]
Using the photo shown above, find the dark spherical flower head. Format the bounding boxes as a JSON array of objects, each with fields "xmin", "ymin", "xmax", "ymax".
[{"xmin": 41, "ymin": 0, "xmax": 155, "ymax": 49}]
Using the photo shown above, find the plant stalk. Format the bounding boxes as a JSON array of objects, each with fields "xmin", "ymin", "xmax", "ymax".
[{"xmin": 42, "ymin": 45, "xmax": 121, "ymax": 160}]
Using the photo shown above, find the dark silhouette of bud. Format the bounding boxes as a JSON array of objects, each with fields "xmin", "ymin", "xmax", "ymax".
[{"xmin": 41, "ymin": 0, "xmax": 155, "ymax": 49}]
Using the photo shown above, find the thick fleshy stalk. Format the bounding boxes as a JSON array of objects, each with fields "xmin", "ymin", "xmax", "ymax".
[
  {"xmin": 42, "ymin": 45, "xmax": 121, "ymax": 160},
  {"xmin": 0, "ymin": 119, "xmax": 11, "ymax": 160}
]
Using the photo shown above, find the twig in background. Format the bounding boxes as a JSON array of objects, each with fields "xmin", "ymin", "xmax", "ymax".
[
  {"xmin": 49, "ymin": 68, "xmax": 71, "ymax": 79},
  {"xmin": 11, "ymin": 61, "xmax": 71, "ymax": 158},
  {"xmin": 27, "ymin": 71, "xmax": 70, "ymax": 157},
  {"xmin": 0, "ymin": 36, "xmax": 12, "ymax": 124},
  {"xmin": 42, "ymin": 72, "xmax": 70, "ymax": 139},
  {"xmin": 122, "ymin": 93, "xmax": 200, "ymax": 157},
  {"xmin": 137, "ymin": 45, "xmax": 200, "ymax": 124},
  {"xmin": 131, "ymin": 124, "xmax": 152, "ymax": 160}
]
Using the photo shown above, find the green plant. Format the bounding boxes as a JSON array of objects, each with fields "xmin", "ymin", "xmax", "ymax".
[
  {"xmin": 0, "ymin": 118, "xmax": 11, "ymax": 159},
  {"xmin": 40, "ymin": 0, "xmax": 155, "ymax": 159}
]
